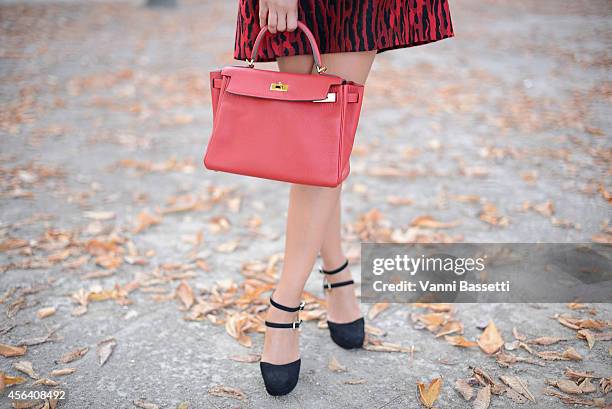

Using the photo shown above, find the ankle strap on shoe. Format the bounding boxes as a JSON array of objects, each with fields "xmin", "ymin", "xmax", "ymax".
[
  {"xmin": 323, "ymin": 279, "xmax": 354, "ymax": 291},
  {"xmin": 265, "ymin": 319, "xmax": 302, "ymax": 330},
  {"xmin": 270, "ymin": 297, "xmax": 305, "ymax": 313},
  {"xmin": 318, "ymin": 259, "xmax": 349, "ymax": 275},
  {"xmin": 265, "ymin": 296, "xmax": 305, "ymax": 331}
]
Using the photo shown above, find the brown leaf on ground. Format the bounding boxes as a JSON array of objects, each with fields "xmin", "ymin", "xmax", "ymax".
[
  {"xmin": 436, "ymin": 321, "xmax": 463, "ymax": 337},
  {"xmin": 537, "ymin": 347, "xmax": 583, "ymax": 361},
  {"xmin": 499, "ymin": 375, "xmax": 535, "ymax": 402},
  {"xmin": 32, "ymin": 377, "xmax": 59, "ymax": 386},
  {"xmin": 36, "ymin": 307, "xmax": 56, "ymax": 319},
  {"xmin": 0, "ymin": 371, "xmax": 26, "ymax": 388},
  {"xmin": 328, "ymin": 356, "xmax": 347, "ymax": 373},
  {"xmin": 228, "ymin": 354, "xmax": 260, "ymax": 363},
  {"xmin": 496, "ymin": 351, "xmax": 544, "ymax": 367},
  {"xmin": 471, "ymin": 367, "xmax": 504, "ymax": 395},
  {"xmin": 527, "ymin": 336, "xmax": 569, "ymax": 346},
  {"xmin": 599, "ymin": 378, "xmax": 611, "ymax": 394},
  {"xmin": 473, "ymin": 385, "xmax": 491, "ymax": 409},
  {"xmin": 344, "ymin": 379, "xmax": 367, "ymax": 385},
  {"xmin": 410, "ymin": 214, "xmax": 461, "ymax": 229},
  {"xmin": 365, "ymin": 324, "xmax": 386, "ymax": 337},
  {"xmin": 512, "ymin": 327, "xmax": 527, "ymax": 341},
  {"xmin": 454, "ymin": 378, "xmax": 473, "ymax": 400},
  {"xmin": 0, "ymin": 343, "xmax": 27, "ymax": 357},
  {"xmin": 215, "ymin": 239, "xmax": 239, "ymax": 253},
  {"xmin": 417, "ymin": 377, "xmax": 442, "ymax": 408},
  {"xmin": 543, "ymin": 387, "xmax": 605, "ymax": 407},
  {"xmin": 412, "ymin": 312, "xmax": 450, "ymax": 332},
  {"xmin": 557, "ymin": 314, "xmax": 608, "ymax": 331},
  {"xmin": 445, "ymin": 335, "xmax": 478, "ymax": 348},
  {"xmin": 225, "ymin": 313, "xmax": 252, "ymax": 348},
  {"xmin": 386, "ymin": 195, "xmax": 414, "ymax": 206},
  {"xmin": 577, "ymin": 329, "xmax": 595, "ymax": 349},
  {"xmin": 97, "ymin": 337, "xmax": 117, "ymax": 366},
  {"xmin": 50, "ymin": 368, "xmax": 76, "ymax": 376},
  {"xmin": 12, "ymin": 361, "xmax": 39, "ymax": 379},
  {"xmin": 58, "ymin": 347, "xmax": 88, "ymax": 364},
  {"xmin": 478, "ymin": 320, "xmax": 504, "ymax": 355},
  {"xmin": 367, "ymin": 302, "xmax": 389, "ymax": 320},
  {"xmin": 0, "ymin": 238, "xmax": 29, "ymax": 252},
  {"xmin": 546, "ymin": 379, "xmax": 582, "ymax": 394},
  {"xmin": 175, "ymin": 280, "xmax": 194, "ymax": 310},
  {"xmin": 132, "ymin": 399, "xmax": 159, "ymax": 409},
  {"xmin": 363, "ymin": 339, "xmax": 414, "ymax": 353},
  {"xmin": 578, "ymin": 378, "xmax": 597, "ymax": 394},
  {"xmin": 478, "ymin": 202, "xmax": 509, "ymax": 227},
  {"xmin": 133, "ymin": 210, "xmax": 162, "ymax": 234},
  {"xmin": 208, "ymin": 385, "xmax": 247, "ymax": 401}
]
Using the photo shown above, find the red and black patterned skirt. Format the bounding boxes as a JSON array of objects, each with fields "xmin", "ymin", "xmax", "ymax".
[{"xmin": 234, "ymin": 0, "xmax": 454, "ymax": 63}]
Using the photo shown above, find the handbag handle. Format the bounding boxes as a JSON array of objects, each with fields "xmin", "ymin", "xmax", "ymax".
[{"xmin": 246, "ymin": 21, "xmax": 327, "ymax": 74}]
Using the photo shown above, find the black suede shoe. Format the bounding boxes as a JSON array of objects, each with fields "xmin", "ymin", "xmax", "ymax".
[
  {"xmin": 320, "ymin": 259, "xmax": 365, "ymax": 349},
  {"xmin": 259, "ymin": 297, "xmax": 305, "ymax": 396}
]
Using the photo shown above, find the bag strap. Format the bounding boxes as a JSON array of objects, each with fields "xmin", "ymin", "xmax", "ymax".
[{"xmin": 247, "ymin": 21, "xmax": 327, "ymax": 74}]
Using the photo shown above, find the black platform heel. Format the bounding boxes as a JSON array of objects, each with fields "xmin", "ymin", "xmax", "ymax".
[
  {"xmin": 260, "ymin": 296, "xmax": 305, "ymax": 396},
  {"xmin": 319, "ymin": 259, "xmax": 365, "ymax": 349}
]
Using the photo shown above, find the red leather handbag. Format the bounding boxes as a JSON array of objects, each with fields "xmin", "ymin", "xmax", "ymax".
[{"xmin": 203, "ymin": 22, "xmax": 365, "ymax": 187}]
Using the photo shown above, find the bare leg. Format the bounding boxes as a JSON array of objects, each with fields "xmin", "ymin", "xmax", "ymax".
[
  {"xmin": 318, "ymin": 51, "xmax": 376, "ymax": 324},
  {"xmin": 262, "ymin": 51, "xmax": 377, "ymax": 365}
]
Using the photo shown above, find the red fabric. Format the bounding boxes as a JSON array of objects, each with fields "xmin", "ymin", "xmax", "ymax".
[{"xmin": 234, "ymin": 0, "xmax": 455, "ymax": 63}]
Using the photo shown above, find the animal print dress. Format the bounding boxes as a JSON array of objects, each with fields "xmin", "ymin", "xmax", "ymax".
[{"xmin": 234, "ymin": 0, "xmax": 454, "ymax": 63}]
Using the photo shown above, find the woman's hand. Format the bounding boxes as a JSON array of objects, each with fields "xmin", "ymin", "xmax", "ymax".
[{"xmin": 259, "ymin": 0, "xmax": 298, "ymax": 33}]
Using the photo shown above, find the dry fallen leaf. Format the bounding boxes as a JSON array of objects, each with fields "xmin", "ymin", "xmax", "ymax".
[
  {"xmin": 208, "ymin": 385, "xmax": 247, "ymax": 401},
  {"xmin": 499, "ymin": 375, "xmax": 535, "ymax": 402},
  {"xmin": 133, "ymin": 399, "xmax": 159, "ymax": 409},
  {"xmin": 417, "ymin": 377, "xmax": 442, "ymax": 408},
  {"xmin": 543, "ymin": 387, "xmax": 605, "ymax": 407},
  {"xmin": 538, "ymin": 347, "xmax": 583, "ymax": 361},
  {"xmin": 473, "ymin": 385, "xmax": 491, "ymax": 409},
  {"xmin": 228, "ymin": 354, "xmax": 260, "ymax": 363},
  {"xmin": 478, "ymin": 320, "xmax": 504, "ymax": 355},
  {"xmin": 445, "ymin": 335, "xmax": 478, "ymax": 348},
  {"xmin": 32, "ymin": 377, "xmax": 59, "ymax": 386},
  {"xmin": 344, "ymin": 379, "xmax": 366, "ymax": 385},
  {"xmin": 12, "ymin": 361, "xmax": 39, "ymax": 379},
  {"xmin": 527, "ymin": 336, "xmax": 569, "ymax": 346},
  {"xmin": 0, "ymin": 343, "xmax": 27, "ymax": 357},
  {"xmin": 454, "ymin": 378, "xmax": 473, "ymax": 400},
  {"xmin": 97, "ymin": 337, "xmax": 117, "ymax": 366},
  {"xmin": 577, "ymin": 329, "xmax": 595, "ymax": 350},
  {"xmin": 435, "ymin": 321, "xmax": 463, "ymax": 337},
  {"xmin": 58, "ymin": 347, "xmax": 88, "ymax": 364},
  {"xmin": 133, "ymin": 210, "xmax": 162, "ymax": 234},
  {"xmin": 411, "ymin": 215, "xmax": 461, "ymax": 229},
  {"xmin": 0, "ymin": 371, "xmax": 26, "ymax": 388},
  {"xmin": 175, "ymin": 280, "xmax": 194, "ymax": 310},
  {"xmin": 328, "ymin": 356, "xmax": 347, "ymax": 373},
  {"xmin": 367, "ymin": 302, "xmax": 389, "ymax": 320},
  {"xmin": 546, "ymin": 379, "xmax": 582, "ymax": 395},
  {"xmin": 215, "ymin": 240, "xmax": 239, "ymax": 253},
  {"xmin": 36, "ymin": 307, "xmax": 56, "ymax": 319},
  {"xmin": 50, "ymin": 368, "xmax": 76, "ymax": 376}
]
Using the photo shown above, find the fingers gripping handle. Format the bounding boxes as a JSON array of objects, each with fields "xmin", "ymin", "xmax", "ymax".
[{"xmin": 247, "ymin": 21, "xmax": 327, "ymax": 73}]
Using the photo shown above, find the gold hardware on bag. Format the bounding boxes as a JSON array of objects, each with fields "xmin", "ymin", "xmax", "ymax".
[
  {"xmin": 270, "ymin": 81, "xmax": 288, "ymax": 92},
  {"xmin": 313, "ymin": 93, "xmax": 336, "ymax": 103}
]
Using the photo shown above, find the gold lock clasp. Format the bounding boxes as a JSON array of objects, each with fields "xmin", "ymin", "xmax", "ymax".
[{"xmin": 270, "ymin": 81, "xmax": 288, "ymax": 92}]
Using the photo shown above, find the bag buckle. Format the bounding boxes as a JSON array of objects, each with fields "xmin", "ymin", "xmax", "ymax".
[{"xmin": 270, "ymin": 81, "xmax": 288, "ymax": 92}]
